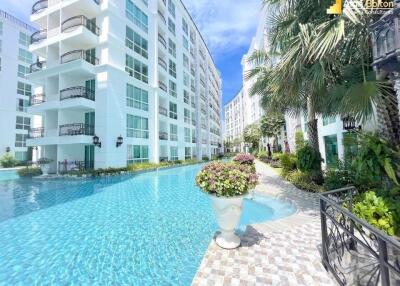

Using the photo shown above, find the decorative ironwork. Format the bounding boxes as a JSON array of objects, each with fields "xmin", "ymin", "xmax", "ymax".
[
  {"xmin": 59, "ymin": 123, "xmax": 94, "ymax": 136},
  {"xmin": 60, "ymin": 86, "xmax": 95, "ymax": 101},
  {"xmin": 60, "ymin": 50, "xmax": 99, "ymax": 65},
  {"xmin": 61, "ymin": 15, "xmax": 100, "ymax": 36},
  {"xmin": 28, "ymin": 127, "xmax": 45, "ymax": 139},
  {"xmin": 320, "ymin": 186, "xmax": 400, "ymax": 286},
  {"xmin": 30, "ymin": 94, "xmax": 46, "ymax": 106},
  {"xmin": 31, "ymin": 29, "xmax": 47, "ymax": 44},
  {"xmin": 32, "ymin": 0, "xmax": 48, "ymax": 14}
]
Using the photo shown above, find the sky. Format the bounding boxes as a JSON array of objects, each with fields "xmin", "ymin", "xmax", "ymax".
[{"xmin": 1, "ymin": 0, "xmax": 262, "ymax": 105}]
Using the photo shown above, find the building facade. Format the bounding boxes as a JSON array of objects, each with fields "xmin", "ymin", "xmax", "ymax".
[
  {"xmin": 224, "ymin": 88, "xmax": 245, "ymax": 151},
  {"xmin": 26, "ymin": 0, "xmax": 222, "ymax": 173},
  {"xmin": 0, "ymin": 10, "xmax": 37, "ymax": 163}
]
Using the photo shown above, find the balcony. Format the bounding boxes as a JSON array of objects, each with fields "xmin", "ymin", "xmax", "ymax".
[
  {"xmin": 159, "ymin": 106, "xmax": 168, "ymax": 116},
  {"xmin": 30, "ymin": 60, "xmax": 47, "ymax": 73},
  {"xmin": 59, "ymin": 123, "xmax": 94, "ymax": 136},
  {"xmin": 158, "ymin": 81, "xmax": 167, "ymax": 92},
  {"xmin": 62, "ymin": 15, "xmax": 99, "ymax": 36},
  {"xmin": 58, "ymin": 160, "xmax": 94, "ymax": 173},
  {"xmin": 158, "ymin": 34, "xmax": 167, "ymax": 49},
  {"xmin": 60, "ymin": 86, "xmax": 95, "ymax": 101},
  {"xmin": 158, "ymin": 11, "xmax": 166, "ymax": 25},
  {"xmin": 32, "ymin": 0, "xmax": 48, "ymax": 14},
  {"xmin": 61, "ymin": 50, "xmax": 99, "ymax": 65},
  {"xmin": 30, "ymin": 93, "xmax": 46, "ymax": 106},
  {"xmin": 159, "ymin": 132, "xmax": 168, "ymax": 140},
  {"xmin": 31, "ymin": 29, "xmax": 47, "ymax": 45},
  {"xmin": 158, "ymin": 57, "xmax": 167, "ymax": 71},
  {"xmin": 28, "ymin": 127, "xmax": 45, "ymax": 139}
]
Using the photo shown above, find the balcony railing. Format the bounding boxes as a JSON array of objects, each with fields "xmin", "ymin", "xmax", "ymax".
[
  {"xmin": 158, "ymin": 11, "xmax": 166, "ymax": 25},
  {"xmin": 158, "ymin": 81, "xmax": 167, "ymax": 92},
  {"xmin": 30, "ymin": 94, "xmax": 46, "ymax": 106},
  {"xmin": 158, "ymin": 57, "xmax": 167, "ymax": 71},
  {"xmin": 59, "ymin": 123, "xmax": 94, "ymax": 136},
  {"xmin": 159, "ymin": 156, "xmax": 168, "ymax": 162},
  {"xmin": 58, "ymin": 160, "xmax": 94, "ymax": 173},
  {"xmin": 31, "ymin": 29, "xmax": 47, "ymax": 44},
  {"xmin": 159, "ymin": 106, "xmax": 168, "ymax": 116},
  {"xmin": 28, "ymin": 127, "xmax": 45, "ymax": 139},
  {"xmin": 192, "ymin": 119, "xmax": 196, "ymax": 126},
  {"xmin": 60, "ymin": 86, "xmax": 95, "ymax": 101},
  {"xmin": 61, "ymin": 15, "xmax": 100, "ymax": 36},
  {"xmin": 192, "ymin": 138, "xmax": 197, "ymax": 144},
  {"xmin": 30, "ymin": 60, "xmax": 47, "ymax": 73},
  {"xmin": 32, "ymin": 0, "xmax": 48, "ymax": 14},
  {"xmin": 60, "ymin": 50, "xmax": 99, "ymax": 65},
  {"xmin": 158, "ymin": 34, "xmax": 167, "ymax": 49},
  {"xmin": 159, "ymin": 132, "xmax": 168, "ymax": 140}
]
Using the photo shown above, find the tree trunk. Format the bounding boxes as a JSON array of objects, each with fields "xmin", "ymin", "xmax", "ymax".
[{"xmin": 307, "ymin": 97, "xmax": 324, "ymax": 184}]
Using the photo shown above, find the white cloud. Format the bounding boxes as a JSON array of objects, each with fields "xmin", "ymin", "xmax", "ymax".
[{"xmin": 182, "ymin": 0, "xmax": 262, "ymax": 56}]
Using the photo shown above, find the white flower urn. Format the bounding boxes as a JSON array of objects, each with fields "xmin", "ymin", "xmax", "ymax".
[
  {"xmin": 209, "ymin": 195, "xmax": 245, "ymax": 249},
  {"xmin": 40, "ymin": 164, "xmax": 50, "ymax": 176}
]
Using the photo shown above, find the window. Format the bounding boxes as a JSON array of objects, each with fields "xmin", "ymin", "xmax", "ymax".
[
  {"xmin": 170, "ymin": 124, "xmax": 178, "ymax": 141},
  {"xmin": 0, "ymin": 22, "xmax": 3, "ymax": 35},
  {"xmin": 19, "ymin": 32, "xmax": 30, "ymax": 47},
  {"xmin": 16, "ymin": 116, "xmax": 30, "ymax": 130},
  {"xmin": 184, "ymin": 127, "xmax": 191, "ymax": 143},
  {"xmin": 343, "ymin": 132, "xmax": 358, "ymax": 162},
  {"xmin": 17, "ymin": 82, "xmax": 32, "ymax": 96},
  {"xmin": 184, "ymin": 90, "xmax": 190, "ymax": 104},
  {"xmin": 168, "ymin": 39, "xmax": 176, "ymax": 57},
  {"xmin": 183, "ymin": 72, "xmax": 189, "ymax": 87},
  {"xmin": 184, "ymin": 108, "xmax": 190, "ymax": 124},
  {"xmin": 126, "ymin": 0, "xmax": 148, "ymax": 33},
  {"xmin": 323, "ymin": 116, "xmax": 336, "ymax": 126},
  {"xmin": 183, "ymin": 54, "xmax": 189, "ymax": 69},
  {"xmin": 182, "ymin": 18, "xmax": 188, "ymax": 36},
  {"xmin": 169, "ymin": 60, "xmax": 176, "ymax": 78},
  {"xmin": 169, "ymin": 102, "xmax": 177, "ymax": 119},
  {"xmin": 170, "ymin": 146, "xmax": 178, "ymax": 161},
  {"xmin": 15, "ymin": 151, "xmax": 28, "ymax": 161},
  {"xmin": 324, "ymin": 134, "xmax": 339, "ymax": 168},
  {"xmin": 16, "ymin": 99, "xmax": 29, "ymax": 112},
  {"xmin": 125, "ymin": 54, "xmax": 148, "ymax": 83},
  {"xmin": 18, "ymin": 65, "xmax": 29, "ymax": 78},
  {"xmin": 168, "ymin": 0, "xmax": 176, "ymax": 18},
  {"xmin": 127, "ymin": 114, "xmax": 149, "ymax": 138},
  {"xmin": 15, "ymin": 134, "xmax": 28, "ymax": 148},
  {"xmin": 18, "ymin": 48, "xmax": 32, "ymax": 64},
  {"xmin": 127, "ymin": 145, "xmax": 149, "ymax": 164},
  {"xmin": 168, "ymin": 18, "xmax": 175, "ymax": 35},
  {"xmin": 126, "ymin": 26, "xmax": 148, "ymax": 58},
  {"xmin": 183, "ymin": 36, "xmax": 189, "ymax": 50},
  {"xmin": 185, "ymin": 147, "xmax": 191, "ymax": 159},
  {"xmin": 169, "ymin": 80, "xmax": 177, "ymax": 97},
  {"xmin": 126, "ymin": 84, "xmax": 148, "ymax": 111}
]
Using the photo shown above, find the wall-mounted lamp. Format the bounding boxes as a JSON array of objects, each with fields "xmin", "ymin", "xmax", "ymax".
[
  {"xmin": 5, "ymin": 147, "xmax": 10, "ymax": 153},
  {"xmin": 116, "ymin": 135, "xmax": 123, "ymax": 148},
  {"xmin": 93, "ymin": 135, "xmax": 102, "ymax": 148},
  {"xmin": 342, "ymin": 115, "xmax": 362, "ymax": 132}
]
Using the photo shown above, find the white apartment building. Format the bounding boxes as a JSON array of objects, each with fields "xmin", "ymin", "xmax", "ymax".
[
  {"xmin": 26, "ymin": 0, "xmax": 222, "ymax": 173},
  {"xmin": 224, "ymin": 88, "xmax": 245, "ymax": 151},
  {"xmin": 0, "ymin": 10, "xmax": 37, "ymax": 163}
]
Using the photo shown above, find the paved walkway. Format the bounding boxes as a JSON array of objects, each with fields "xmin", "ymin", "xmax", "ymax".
[{"xmin": 192, "ymin": 161, "xmax": 336, "ymax": 286}]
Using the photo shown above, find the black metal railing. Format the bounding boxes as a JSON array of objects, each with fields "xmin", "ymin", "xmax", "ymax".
[
  {"xmin": 158, "ymin": 57, "xmax": 167, "ymax": 71},
  {"xmin": 32, "ymin": 0, "xmax": 48, "ymax": 14},
  {"xmin": 59, "ymin": 123, "xmax": 94, "ymax": 136},
  {"xmin": 60, "ymin": 50, "xmax": 99, "ymax": 65},
  {"xmin": 30, "ymin": 60, "xmax": 47, "ymax": 73},
  {"xmin": 58, "ymin": 160, "xmax": 94, "ymax": 173},
  {"xmin": 31, "ymin": 29, "xmax": 47, "ymax": 44},
  {"xmin": 192, "ymin": 138, "xmax": 197, "ymax": 143},
  {"xmin": 28, "ymin": 127, "xmax": 45, "ymax": 139},
  {"xmin": 158, "ymin": 11, "xmax": 166, "ymax": 25},
  {"xmin": 60, "ymin": 86, "xmax": 95, "ymax": 101},
  {"xmin": 159, "ymin": 106, "xmax": 167, "ymax": 116},
  {"xmin": 158, "ymin": 81, "xmax": 167, "ymax": 92},
  {"xmin": 158, "ymin": 34, "xmax": 167, "ymax": 49},
  {"xmin": 159, "ymin": 132, "xmax": 168, "ymax": 140},
  {"xmin": 320, "ymin": 186, "xmax": 400, "ymax": 286},
  {"xmin": 61, "ymin": 15, "xmax": 100, "ymax": 36},
  {"xmin": 159, "ymin": 156, "xmax": 168, "ymax": 162},
  {"xmin": 30, "ymin": 94, "xmax": 46, "ymax": 106}
]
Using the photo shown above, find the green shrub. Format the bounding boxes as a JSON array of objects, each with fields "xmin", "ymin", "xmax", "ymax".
[
  {"xmin": 295, "ymin": 131, "xmax": 305, "ymax": 151},
  {"xmin": 257, "ymin": 151, "xmax": 268, "ymax": 160},
  {"xmin": 354, "ymin": 190, "xmax": 398, "ymax": 236},
  {"xmin": 202, "ymin": 156, "xmax": 210, "ymax": 161},
  {"xmin": 285, "ymin": 170, "xmax": 324, "ymax": 193},
  {"xmin": 127, "ymin": 162, "xmax": 159, "ymax": 171},
  {"xmin": 269, "ymin": 160, "xmax": 282, "ymax": 168},
  {"xmin": 323, "ymin": 161, "xmax": 353, "ymax": 190},
  {"xmin": 17, "ymin": 167, "xmax": 42, "ymax": 177},
  {"xmin": 0, "ymin": 153, "xmax": 17, "ymax": 168},
  {"xmin": 297, "ymin": 145, "xmax": 323, "ymax": 173},
  {"xmin": 280, "ymin": 153, "xmax": 297, "ymax": 174},
  {"xmin": 271, "ymin": 152, "xmax": 283, "ymax": 161}
]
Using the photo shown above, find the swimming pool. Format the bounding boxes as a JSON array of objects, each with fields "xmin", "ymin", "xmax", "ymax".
[
  {"xmin": 0, "ymin": 164, "xmax": 295, "ymax": 285},
  {"xmin": 0, "ymin": 169, "xmax": 18, "ymax": 182}
]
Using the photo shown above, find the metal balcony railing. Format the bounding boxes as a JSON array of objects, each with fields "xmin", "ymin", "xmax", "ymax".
[
  {"xmin": 158, "ymin": 34, "xmax": 167, "ymax": 49},
  {"xmin": 28, "ymin": 127, "xmax": 45, "ymax": 139},
  {"xmin": 159, "ymin": 106, "xmax": 168, "ymax": 116},
  {"xmin": 158, "ymin": 11, "xmax": 166, "ymax": 25},
  {"xmin": 60, "ymin": 86, "xmax": 95, "ymax": 101},
  {"xmin": 30, "ymin": 94, "xmax": 46, "ymax": 106},
  {"xmin": 30, "ymin": 60, "xmax": 47, "ymax": 73},
  {"xmin": 31, "ymin": 29, "xmax": 47, "ymax": 44},
  {"xmin": 159, "ymin": 132, "xmax": 168, "ymax": 140},
  {"xmin": 158, "ymin": 81, "xmax": 167, "ymax": 92},
  {"xmin": 158, "ymin": 57, "xmax": 167, "ymax": 71},
  {"xmin": 61, "ymin": 15, "xmax": 100, "ymax": 36},
  {"xmin": 159, "ymin": 156, "xmax": 168, "ymax": 162},
  {"xmin": 58, "ymin": 160, "xmax": 94, "ymax": 173},
  {"xmin": 32, "ymin": 0, "xmax": 48, "ymax": 14},
  {"xmin": 59, "ymin": 123, "xmax": 94, "ymax": 136},
  {"xmin": 61, "ymin": 50, "xmax": 99, "ymax": 65}
]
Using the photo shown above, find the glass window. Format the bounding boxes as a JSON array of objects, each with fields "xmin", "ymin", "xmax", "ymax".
[
  {"xmin": 126, "ymin": 26, "xmax": 148, "ymax": 58},
  {"xmin": 17, "ymin": 82, "xmax": 32, "ymax": 96},
  {"xmin": 168, "ymin": 18, "xmax": 175, "ymax": 35},
  {"xmin": 343, "ymin": 132, "xmax": 358, "ymax": 162},
  {"xmin": 170, "ymin": 146, "xmax": 178, "ymax": 161},
  {"xmin": 16, "ymin": 116, "xmax": 30, "ymax": 130},
  {"xmin": 170, "ymin": 124, "xmax": 178, "ymax": 141},
  {"xmin": 169, "ymin": 80, "xmax": 177, "ymax": 97},
  {"xmin": 183, "ymin": 72, "xmax": 189, "ymax": 87},
  {"xmin": 16, "ymin": 99, "xmax": 29, "ymax": 112},
  {"xmin": 127, "ymin": 114, "xmax": 149, "ymax": 138},
  {"xmin": 183, "ymin": 54, "xmax": 189, "ymax": 69},
  {"xmin": 18, "ymin": 48, "xmax": 33, "ymax": 64},
  {"xmin": 182, "ymin": 18, "xmax": 188, "ymax": 36},
  {"xmin": 17, "ymin": 65, "xmax": 29, "ymax": 78},
  {"xmin": 125, "ymin": 54, "xmax": 148, "ymax": 83},
  {"xmin": 169, "ymin": 59, "xmax": 176, "ymax": 78},
  {"xmin": 184, "ymin": 108, "xmax": 190, "ymax": 124},
  {"xmin": 15, "ymin": 134, "xmax": 28, "ymax": 148},
  {"xmin": 168, "ymin": 39, "xmax": 176, "ymax": 57},
  {"xmin": 183, "ymin": 90, "xmax": 189, "ymax": 104},
  {"xmin": 127, "ymin": 145, "xmax": 149, "ymax": 164},
  {"xmin": 185, "ymin": 147, "xmax": 191, "ymax": 159},
  {"xmin": 19, "ymin": 32, "xmax": 30, "ymax": 47},
  {"xmin": 323, "ymin": 116, "xmax": 336, "ymax": 126},
  {"xmin": 15, "ymin": 151, "xmax": 28, "ymax": 161},
  {"xmin": 169, "ymin": 102, "xmax": 177, "ymax": 119},
  {"xmin": 324, "ymin": 134, "xmax": 339, "ymax": 168},
  {"xmin": 126, "ymin": 0, "xmax": 148, "ymax": 33},
  {"xmin": 184, "ymin": 127, "xmax": 191, "ymax": 142},
  {"xmin": 168, "ymin": 0, "xmax": 175, "ymax": 18},
  {"xmin": 183, "ymin": 36, "xmax": 189, "ymax": 50},
  {"xmin": 126, "ymin": 84, "xmax": 148, "ymax": 111}
]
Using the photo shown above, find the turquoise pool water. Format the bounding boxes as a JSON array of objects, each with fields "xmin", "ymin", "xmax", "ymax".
[
  {"xmin": 0, "ymin": 169, "xmax": 18, "ymax": 182},
  {"xmin": 0, "ymin": 164, "xmax": 295, "ymax": 285}
]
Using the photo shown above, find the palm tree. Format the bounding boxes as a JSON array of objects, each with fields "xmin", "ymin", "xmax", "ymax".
[{"xmin": 260, "ymin": 114, "xmax": 285, "ymax": 151}]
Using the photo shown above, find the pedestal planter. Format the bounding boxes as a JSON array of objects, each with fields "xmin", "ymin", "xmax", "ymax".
[
  {"xmin": 210, "ymin": 195, "xmax": 245, "ymax": 249},
  {"xmin": 40, "ymin": 164, "xmax": 49, "ymax": 175}
]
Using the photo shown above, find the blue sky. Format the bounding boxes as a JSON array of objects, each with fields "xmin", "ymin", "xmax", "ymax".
[{"xmin": 1, "ymin": 0, "xmax": 261, "ymax": 105}]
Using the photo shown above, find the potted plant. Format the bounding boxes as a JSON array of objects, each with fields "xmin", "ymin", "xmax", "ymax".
[
  {"xmin": 37, "ymin": 157, "xmax": 53, "ymax": 175},
  {"xmin": 196, "ymin": 161, "xmax": 258, "ymax": 249}
]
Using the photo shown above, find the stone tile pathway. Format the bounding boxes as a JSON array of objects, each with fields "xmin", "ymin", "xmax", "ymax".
[{"xmin": 192, "ymin": 161, "xmax": 336, "ymax": 286}]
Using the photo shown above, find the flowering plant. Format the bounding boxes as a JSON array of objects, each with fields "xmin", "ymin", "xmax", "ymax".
[
  {"xmin": 196, "ymin": 162, "xmax": 258, "ymax": 197},
  {"xmin": 37, "ymin": 157, "xmax": 53, "ymax": 165},
  {"xmin": 233, "ymin": 153, "xmax": 255, "ymax": 165}
]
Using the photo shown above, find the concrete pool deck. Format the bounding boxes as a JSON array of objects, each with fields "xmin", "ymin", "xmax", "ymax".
[{"xmin": 192, "ymin": 161, "xmax": 336, "ymax": 286}]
